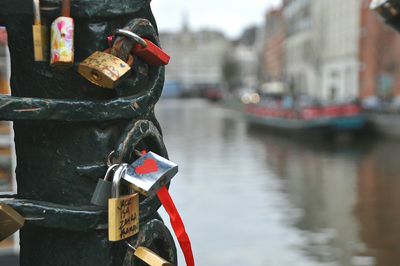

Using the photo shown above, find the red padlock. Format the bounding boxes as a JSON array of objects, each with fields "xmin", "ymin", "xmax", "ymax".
[
  {"xmin": 115, "ymin": 29, "xmax": 170, "ymax": 67},
  {"xmin": 132, "ymin": 38, "xmax": 170, "ymax": 66}
]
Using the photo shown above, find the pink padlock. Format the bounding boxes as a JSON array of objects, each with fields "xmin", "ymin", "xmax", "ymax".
[{"xmin": 50, "ymin": 0, "xmax": 74, "ymax": 68}]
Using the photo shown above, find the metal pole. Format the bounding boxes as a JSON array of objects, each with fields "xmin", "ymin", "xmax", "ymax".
[{"xmin": 0, "ymin": 0, "xmax": 177, "ymax": 265}]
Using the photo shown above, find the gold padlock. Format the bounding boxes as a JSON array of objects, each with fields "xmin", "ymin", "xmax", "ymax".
[
  {"xmin": 32, "ymin": 0, "xmax": 49, "ymax": 62},
  {"xmin": 0, "ymin": 203, "xmax": 25, "ymax": 241},
  {"xmin": 78, "ymin": 51, "xmax": 134, "ymax": 89},
  {"xmin": 108, "ymin": 164, "xmax": 139, "ymax": 242},
  {"xmin": 134, "ymin": 246, "xmax": 172, "ymax": 266}
]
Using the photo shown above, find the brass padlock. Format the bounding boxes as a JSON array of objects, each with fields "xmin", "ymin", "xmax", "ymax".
[
  {"xmin": 32, "ymin": 0, "xmax": 49, "ymax": 62},
  {"xmin": 126, "ymin": 242, "xmax": 172, "ymax": 266},
  {"xmin": 78, "ymin": 51, "xmax": 134, "ymax": 89},
  {"xmin": 78, "ymin": 28, "xmax": 148, "ymax": 89},
  {"xmin": 0, "ymin": 203, "xmax": 25, "ymax": 241},
  {"xmin": 108, "ymin": 164, "xmax": 139, "ymax": 242},
  {"xmin": 133, "ymin": 246, "xmax": 172, "ymax": 266}
]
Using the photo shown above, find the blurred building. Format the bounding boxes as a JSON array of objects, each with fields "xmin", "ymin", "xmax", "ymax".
[
  {"xmin": 262, "ymin": 7, "xmax": 286, "ymax": 84},
  {"xmin": 160, "ymin": 19, "xmax": 229, "ymax": 93},
  {"xmin": 227, "ymin": 44, "xmax": 259, "ymax": 90},
  {"xmin": 359, "ymin": 0, "xmax": 400, "ymax": 99},
  {"xmin": 316, "ymin": 0, "xmax": 361, "ymax": 102},
  {"xmin": 283, "ymin": 0, "xmax": 319, "ymax": 97},
  {"xmin": 269, "ymin": 0, "xmax": 400, "ymax": 102},
  {"xmin": 230, "ymin": 26, "xmax": 260, "ymax": 90}
]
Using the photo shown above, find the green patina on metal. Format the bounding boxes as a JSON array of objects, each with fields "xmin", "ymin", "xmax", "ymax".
[{"xmin": 0, "ymin": 0, "xmax": 177, "ymax": 265}]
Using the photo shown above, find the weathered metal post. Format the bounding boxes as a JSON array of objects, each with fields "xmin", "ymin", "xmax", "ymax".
[{"xmin": 0, "ymin": 0, "xmax": 177, "ymax": 265}]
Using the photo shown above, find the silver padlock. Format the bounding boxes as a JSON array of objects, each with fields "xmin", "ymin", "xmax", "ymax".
[{"xmin": 122, "ymin": 152, "xmax": 178, "ymax": 197}]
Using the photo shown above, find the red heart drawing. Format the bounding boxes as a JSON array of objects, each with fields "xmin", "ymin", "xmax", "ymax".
[{"xmin": 135, "ymin": 158, "xmax": 158, "ymax": 175}]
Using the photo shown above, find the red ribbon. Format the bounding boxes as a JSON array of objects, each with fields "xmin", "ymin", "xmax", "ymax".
[{"xmin": 157, "ymin": 187, "xmax": 195, "ymax": 266}]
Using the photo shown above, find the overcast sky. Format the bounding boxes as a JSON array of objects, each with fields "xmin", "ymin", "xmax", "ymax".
[{"xmin": 151, "ymin": 0, "xmax": 282, "ymax": 38}]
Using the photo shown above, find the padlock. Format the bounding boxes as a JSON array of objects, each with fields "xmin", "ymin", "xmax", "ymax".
[
  {"xmin": 108, "ymin": 164, "xmax": 139, "ymax": 242},
  {"xmin": 134, "ymin": 247, "xmax": 172, "ymax": 266},
  {"xmin": 115, "ymin": 29, "xmax": 170, "ymax": 67},
  {"xmin": 90, "ymin": 164, "xmax": 118, "ymax": 207},
  {"xmin": 32, "ymin": 0, "xmax": 49, "ymax": 62},
  {"xmin": 133, "ymin": 39, "xmax": 170, "ymax": 66},
  {"xmin": 78, "ymin": 27, "xmax": 139, "ymax": 89},
  {"xmin": 50, "ymin": 0, "xmax": 74, "ymax": 68},
  {"xmin": 0, "ymin": 203, "xmax": 25, "ymax": 241},
  {"xmin": 122, "ymin": 152, "xmax": 178, "ymax": 197},
  {"xmin": 78, "ymin": 50, "xmax": 134, "ymax": 89},
  {"xmin": 127, "ymin": 243, "xmax": 172, "ymax": 266}
]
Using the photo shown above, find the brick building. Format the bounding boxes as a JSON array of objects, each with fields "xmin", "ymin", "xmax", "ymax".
[
  {"xmin": 262, "ymin": 0, "xmax": 400, "ymax": 101},
  {"xmin": 359, "ymin": 0, "xmax": 400, "ymax": 99},
  {"xmin": 262, "ymin": 8, "xmax": 286, "ymax": 83}
]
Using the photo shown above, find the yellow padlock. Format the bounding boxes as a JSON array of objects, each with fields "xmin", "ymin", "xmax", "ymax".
[
  {"xmin": 0, "ymin": 203, "xmax": 25, "ymax": 241},
  {"xmin": 134, "ymin": 246, "xmax": 172, "ymax": 266},
  {"xmin": 127, "ymin": 242, "xmax": 173, "ymax": 266},
  {"xmin": 78, "ymin": 51, "xmax": 133, "ymax": 89},
  {"xmin": 78, "ymin": 28, "xmax": 148, "ymax": 89},
  {"xmin": 32, "ymin": 0, "xmax": 49, "ymax": 62},
  {"xmin": 108, "ymin": 164, "xmax": 139, "ymax": 242}
]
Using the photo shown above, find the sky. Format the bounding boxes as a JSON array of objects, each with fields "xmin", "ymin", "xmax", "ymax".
[{"xmin": 151, "ymin": 0, "xmax": 282, "ymax": 38}]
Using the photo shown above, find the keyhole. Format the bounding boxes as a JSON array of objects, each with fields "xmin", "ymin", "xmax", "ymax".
[{"xmin": 91, "ymin": 71, "xmax": 101, "ymax": 81}]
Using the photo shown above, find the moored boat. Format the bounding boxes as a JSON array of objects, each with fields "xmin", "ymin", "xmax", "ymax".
[{"xmin": 245, "ymin": 103, "xmax": 366, "ymax": 132}]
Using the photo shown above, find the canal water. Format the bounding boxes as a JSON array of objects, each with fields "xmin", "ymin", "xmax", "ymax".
[{"xmin": 156, "ymin": 99, "xmax": 400, "ymax": 266}]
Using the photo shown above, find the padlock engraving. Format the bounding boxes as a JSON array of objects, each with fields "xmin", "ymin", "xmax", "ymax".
[
  {"xmin": 78, "ymin": 51, "xmax": 132, "ymax": 89},
  {"xmin": 108, "ymin": 164, "xmax": 139, "ymax": 241},
  {"xmin": 108, "ymin": 193, "xmax": 139, "ymax": 241}
]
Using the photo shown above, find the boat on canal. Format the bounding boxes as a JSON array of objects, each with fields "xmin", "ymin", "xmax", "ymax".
[{"xmin": 244, "ymin": 97, "xmax": 366, "ymax": 133}]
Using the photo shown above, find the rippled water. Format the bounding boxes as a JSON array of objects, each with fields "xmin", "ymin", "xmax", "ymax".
[{"xmin": 156, "ymin": 99, "xmax": 400, "ymax": 266}]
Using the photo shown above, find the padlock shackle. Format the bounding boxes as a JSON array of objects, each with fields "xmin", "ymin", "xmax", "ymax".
[
  {"xmin": 33, "ymin": 0, "xmax": 42, "ymax": 25},
  {"xmin": 61, "ymin": 0, "xmax": 71, "ymax": 17},
  {"xmin": 112, "ymin": 164, "xmax": 128, "ymax": 198},
  {"xmin": 104, "ymin": 164, "xmax": 119, "ymax": 181},
  {"xmin": 126, "ymin": 241, "xmax": 137, "ymax": 252},
  {"xmin": 115, "ymin": 29, "xmax": 148, "ymax": 48},
  {"xmin": 107, "ymin": 151, "xmax": 116, "ymax": 167}
]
